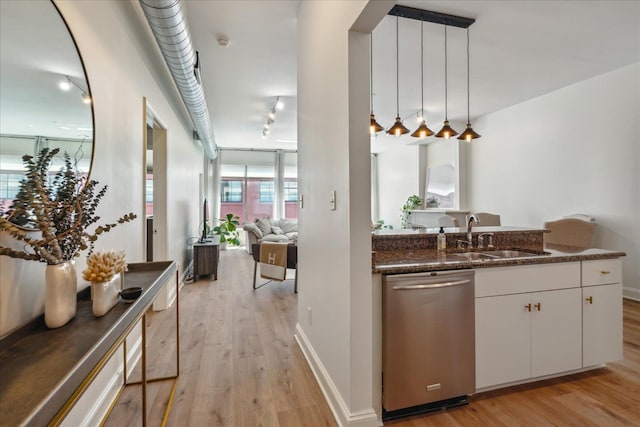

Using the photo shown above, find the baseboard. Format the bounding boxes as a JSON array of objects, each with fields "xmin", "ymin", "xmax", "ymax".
[
  {"xmin": 181, "ymin": 260, "xmax": 192, "ymax": 285},
  {"xmin": 623, "ymin": 286, "xmax": 640, "ymax": 302},
  {"xmin": 294, "ymin": 324, "xmax": 378, "ymax": 427}
]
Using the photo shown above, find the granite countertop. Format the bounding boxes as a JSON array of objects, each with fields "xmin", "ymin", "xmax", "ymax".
[{"xmin": 373, "ymin": 245, "xmax": 626, "ymax": 274}]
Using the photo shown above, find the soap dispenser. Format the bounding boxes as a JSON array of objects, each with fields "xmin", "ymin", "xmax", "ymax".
[{"xmin": 437, "ymin": 227, "xmax": 447, "ymax": 251}]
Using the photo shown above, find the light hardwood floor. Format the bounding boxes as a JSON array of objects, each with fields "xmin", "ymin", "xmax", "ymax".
[{"xmin": 140, "ymin": 249, "xmax": 640, "ymax": 426}]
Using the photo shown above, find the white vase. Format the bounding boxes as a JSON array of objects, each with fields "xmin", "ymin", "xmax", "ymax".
[
  {"xmin": 45, "ymin": 261, "xmax": 78, "ymax": 328},
  {"xmin": 91, "ymin": 272, "xmax": 121, "ymax": 317}
]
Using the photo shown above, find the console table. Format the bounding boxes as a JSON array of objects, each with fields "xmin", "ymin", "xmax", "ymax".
[
  {"xmin": 193, "ymin": 235, "xmax": 221, "ymax": 280},
  {"xmin": 0, "ymin": 261, "xmax": 179, "ymax": 426}
]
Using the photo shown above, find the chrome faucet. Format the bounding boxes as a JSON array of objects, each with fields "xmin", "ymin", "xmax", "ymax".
[{"xmin": 467, "ymin": 214, "xmax": 479, "ymax": 244}]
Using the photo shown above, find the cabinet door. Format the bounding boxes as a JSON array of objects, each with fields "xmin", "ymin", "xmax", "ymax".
[
  {"xmin": 530, "ymin": 288, "xmax": 582, "ymax": 378},
  {"xmin": 583, "ymin": 283, "xmax": 623, "ymax": 366},
  {"xmin": 476, "ymin": 293, "xmax": 531, "ymax": 389}
]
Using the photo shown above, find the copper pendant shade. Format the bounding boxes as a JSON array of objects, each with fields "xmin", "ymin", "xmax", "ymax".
[
  {"xmin": 458, "ymin": 123, "xmax": 481, "ymax": 142},
  {"xmin": 457, "ymin": 27, "xmax": 481, "ymax": 142},
  {"xmin": 435, "ymin": 120, "xmax": 457, "ymax": 139},
  {"xmin": 411, "ymin": 120, "xmax": 434, "ymax": 138},
  {"xmin": 370, "ymin": 114, "xmax": 384, "ymax": 134},
  {"xmin": 386, "ymin": 16, "xmax": 409, "ymax": 138},
  {"xmin": 388, "ymin": 116, "xmax": 410, "ymax": 137},
  {"xmin": 435, "ymin": 26, "xmax": 458, "ymax": 139}
]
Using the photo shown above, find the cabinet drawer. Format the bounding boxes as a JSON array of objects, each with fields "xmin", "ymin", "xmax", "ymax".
[
  {"xmin": 582, "ymin": 259, "xmax": 621, "ymax": 286},
  {"xmin": 475, "ymin": 262, "xmax": 580, "ymax": 297}
]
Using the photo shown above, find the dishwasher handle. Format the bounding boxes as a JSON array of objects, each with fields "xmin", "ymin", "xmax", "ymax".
[{"xmin": 393, "ymin": 279, "xmax": 471, "ymax": 290}]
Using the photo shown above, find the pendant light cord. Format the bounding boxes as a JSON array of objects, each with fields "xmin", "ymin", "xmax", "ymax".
[
  {"xmin": 370, "ymin": 34, "xmax": 374, "ymax": 114},
  {"xmin": 466, "ymin": 27, "xmax": 470, "ymax": 123},
  {"xmin": 444, "ymin": 25, "xmax": 448, "ymax": 120},
  {"xmin": 420, "ymin": 19, "xmax": 424, "ymax": 118},
  {"xmin": 395, "ymin": 15, "xmax": 399, "ymax": 117}
]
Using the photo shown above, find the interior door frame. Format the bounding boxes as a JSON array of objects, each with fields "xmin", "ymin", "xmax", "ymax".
[{"xmin": 142, "ymin": 98, "xmax": 168, "ymax": 263}]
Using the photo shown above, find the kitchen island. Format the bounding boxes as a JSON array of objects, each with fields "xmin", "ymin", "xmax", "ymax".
[{"xmin": 372, "ymin": 226, "xmax": 626, "ymax": 420}]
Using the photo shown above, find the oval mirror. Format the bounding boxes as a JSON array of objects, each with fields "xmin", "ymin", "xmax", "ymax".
[{"xmin": 0, "ymin": 0, "xmax": 94, "ymax": 228}]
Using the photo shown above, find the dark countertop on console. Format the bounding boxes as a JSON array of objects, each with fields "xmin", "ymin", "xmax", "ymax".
[{"xmin": 0, "ymin": 261, "xmax": 176, "ymax": 427}]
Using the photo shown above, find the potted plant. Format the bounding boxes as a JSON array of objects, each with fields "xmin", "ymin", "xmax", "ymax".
[
  {"xmin": 0, "ymin": 148, "xmax": 136, "ymax": 327},
  {"xmin": 401, "ymin": 195, "xmax": 424, "ymax": 228},
  {"xmin": 213, "ymin": 213, "xmax": 241, "ymax": 249}
]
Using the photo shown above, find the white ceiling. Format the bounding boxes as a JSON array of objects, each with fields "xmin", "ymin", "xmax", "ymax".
[
  {"xmin": 185, "ymin": 0, "xmax": 299, "ymax": 151},
  {"xmin": 184, "ymin": 0, "xmax": 639, "ymax": 154}
]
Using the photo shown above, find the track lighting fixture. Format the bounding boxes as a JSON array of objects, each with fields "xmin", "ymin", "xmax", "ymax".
[
  {"xmin": 261, "ymin": 96, "xmax": 282, "ymax": 139},
  {"xmin": 386, "ymin": 15, "xmax": 410, "ymax": 138},
  {"xmin": 58, "ymin": 75, "xmax": 91, "ymax": 104},
  {"xmin": 457, "ymin": 27, "xmax": 481, "ymax": 142}
]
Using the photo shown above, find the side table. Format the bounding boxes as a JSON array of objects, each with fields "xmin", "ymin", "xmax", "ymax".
[{"xmin": 193, "ymin": 235, "xmax": 221, "ymax": 280}]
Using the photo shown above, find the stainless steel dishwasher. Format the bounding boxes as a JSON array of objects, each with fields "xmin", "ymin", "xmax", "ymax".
[{"xmin": 382, "ymin": 269, "xmax": 475, "ymax": 419}]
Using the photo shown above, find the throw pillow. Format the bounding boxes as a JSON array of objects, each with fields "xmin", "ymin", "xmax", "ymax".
[
  {"xmin": 243, "ymin": 223, "xmax": 263, "ymax": 239},
  {"xmin": 271, "ymin": 226, "xmax": 284, "ymax": 235},
  {"xmin": 255, "ymin": 217, "xmax": 272, "ymax": 236},
  {"xmin": 279, "ymin": 218, "xmax": 297, "ymax": 234}
]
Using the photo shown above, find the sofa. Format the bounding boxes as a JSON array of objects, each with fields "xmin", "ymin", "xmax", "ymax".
[{"xmin": 243, "ymin": 218, "xmax": 298, "ymax": 254}]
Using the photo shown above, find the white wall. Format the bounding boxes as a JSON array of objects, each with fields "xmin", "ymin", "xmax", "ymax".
[
  {"xmin": 468, "ymin": 63, "xmax": 640, "ymax": 298},
  {"xmin": 296, "ymin": 1, "xmax": 393, "ymax": 425},
  {"xmin": 0, "ymin": 1, "xmax": 204, "ymax": 337},
  {"xmin": 375, "ymin": 145, "xmax": 420, "ymax": 229}
]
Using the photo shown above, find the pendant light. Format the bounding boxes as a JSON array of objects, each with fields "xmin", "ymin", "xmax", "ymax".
[
  {"xmin": 387, "ymin": 15, "xmax": 410, "ymax": 137},
  {"xmin": 411, "ymin": 18, "xmax": 434, "ymax": 139},
  {"xmin": 435, "ymin": 25, "xmax": 458, "ymax": 139},
  {"xmin": 369, "ymin": 33, "xmax": 384, "ymax": 135},
  {"xmin": 457, "ymin": 27, "xmax": 481, "ymax": 142}
]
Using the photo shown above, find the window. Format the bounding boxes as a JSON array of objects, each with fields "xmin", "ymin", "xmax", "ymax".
[
  {"xmin": 0, "ymin": 172, "xmax": 23, "ymax": 200},
  {"xmin": 221, "ymin": 180, "xmax": 242, "ymax": 202},
  {"xmin": 425, "ymin": 164, "xmax": 455, "ymax": 209},
  {"xmin": 259, "ymin": 181, "xmax": 274, "ymax": 203},
  {"xmin": 284, "ymin": 181, "xmax": 297, "ymax": 202}
]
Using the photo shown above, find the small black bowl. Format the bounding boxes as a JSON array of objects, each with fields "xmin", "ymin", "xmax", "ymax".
[{"xmin": 120, "ymin": 286, "xmax": 143, "ymax": 302}]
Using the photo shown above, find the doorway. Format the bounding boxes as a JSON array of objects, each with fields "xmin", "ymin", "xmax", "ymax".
[{"xmin": 143, "ymin": 98, "xmax": 168, "ymax": 264}]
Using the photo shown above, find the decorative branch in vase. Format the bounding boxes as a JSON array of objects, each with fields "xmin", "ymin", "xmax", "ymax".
[{"xmin": 0, "ymin": 148, "xmax": 137, "ymax": 327}]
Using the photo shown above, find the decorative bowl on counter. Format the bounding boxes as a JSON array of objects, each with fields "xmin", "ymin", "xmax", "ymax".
[{"xmin": 120, "ymin": 286, "xmax": 143, "ymax": 302}]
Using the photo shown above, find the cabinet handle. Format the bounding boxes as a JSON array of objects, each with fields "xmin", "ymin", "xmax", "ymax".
[
  {"xmin": 586, "ymin": 296, "xmax": 593, "ymax": 304},
  {"xmin": 600, "ymin": 270, "xmax": 610, "ymax": 275},
  {"xmin": 534, "ymin": 302, "xmax": 541, "ymax": 311},
  {"xmin": 525, "ymin": 303, "xmax": 532, "ymax": 312}
]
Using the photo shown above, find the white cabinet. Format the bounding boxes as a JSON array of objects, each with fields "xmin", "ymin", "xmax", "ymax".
[
  {"xmin": 582, "ymin": 283, "xmax": 623, "ymax": 367},
  {"xmin": 476, "ymin": 288, "xmax": 582, "ymax": 389},
  {"xmin": 582, "ymin": 259, "xmax": 622, "ymax": 286},
  {"xmin": 581, "ymin": 259, "xmax": 623, "ymax": 367},
  {"xmin": 476, "ymin": 293, "xmax": 531, "ymax": 388},
  {"xmin": 530, "ymin": 288, "xmax": 582, "ymax": 377},
  {"xmin": 475, "ymin": 258, "xmax": 624, "ymax": 391}
]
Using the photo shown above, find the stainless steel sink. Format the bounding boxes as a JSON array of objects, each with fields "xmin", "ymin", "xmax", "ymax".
[
  {"xmin": 458, "ymin": 252, "xmax": 499, "ymax": 261},
  {"xmin": 482, "ymin": 250, "xmax": 539, "ymax": 258}
]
